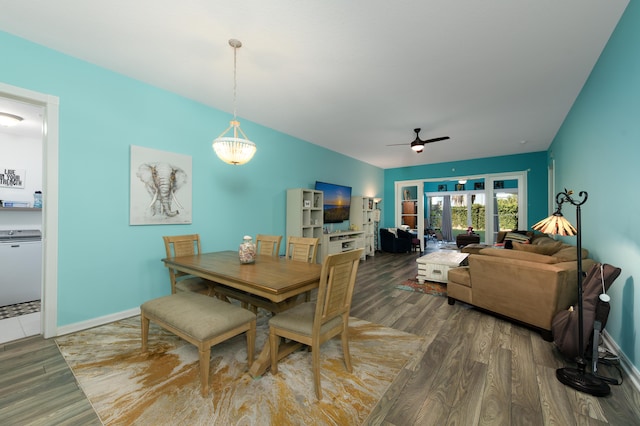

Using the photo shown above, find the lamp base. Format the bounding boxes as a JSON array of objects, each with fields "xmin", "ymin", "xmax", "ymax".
[{"xmin": 556, "ymin": 367, "xmax": 610, "ymax": 397}]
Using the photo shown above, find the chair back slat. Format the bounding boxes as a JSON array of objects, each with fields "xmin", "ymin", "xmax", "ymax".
[
  {"xmin": 163, "ymin": 234, "xmax": 203, "ymax": 293},
  {"xmin": 256, "ymin": 234, "xmax": 283, "ymax": 257},
  {"xmin": 315, "ymin": 249, "xmax": 363, "ymax": 327},
  {"xmin": 285, "ymin": 236, "xmax": 319, "ymax": 263}
]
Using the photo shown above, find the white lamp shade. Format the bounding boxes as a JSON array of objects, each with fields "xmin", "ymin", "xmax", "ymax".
[{"xmin": 213, "ymin": 137, "xmax": 256, "ymax": 165}]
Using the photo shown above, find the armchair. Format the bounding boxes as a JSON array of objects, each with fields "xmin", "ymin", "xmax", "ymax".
[{"xmin": 380, "ymin": 228, "xmax": 412, "ymax": 253}]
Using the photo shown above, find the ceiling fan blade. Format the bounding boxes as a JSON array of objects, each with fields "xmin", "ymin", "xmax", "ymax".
[
  {"xmin": 423, "ymin": 136, "xmax": 450, "ymax": 144},
  {"xmin": 386, "ymin": 130, "xmax": 449, "ymax": 148}
]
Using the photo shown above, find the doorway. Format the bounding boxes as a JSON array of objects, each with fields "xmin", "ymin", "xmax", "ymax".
[{"xmin": 0, "ymin": 82, "xmax": 59, "ymax": 340}]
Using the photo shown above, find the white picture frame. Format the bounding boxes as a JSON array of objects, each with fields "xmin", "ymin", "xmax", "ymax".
[{"xmin": 130, "ymin": 145, "xmax": 192, "ymax": 225}]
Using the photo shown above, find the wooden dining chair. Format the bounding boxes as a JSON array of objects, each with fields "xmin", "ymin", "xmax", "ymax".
[
  {"xmin": 162, "ymin": 234, "xmax": 215, "ymax": 295},
  {"xmin": 285, "ymin": 236, "xmax": 320, "ymax": 302},
  {"xmin": 285, "ymin": 236, "xmax": 319, "ymax": 263},
  {"xmin": 268, "ymin": 248, "xmax": 363, "ymax": 399},
  {"xmin": 256, "ymin": 234, "xmax": 282, "ymax": 257}
]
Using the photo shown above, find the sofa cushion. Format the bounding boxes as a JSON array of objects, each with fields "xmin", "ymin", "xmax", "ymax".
[
  {"xmin": 478, "ymin": 247, "xmax": 560, "ymax": 264},
  {"xmin": 553, "ymin": 245, "xmax": 589, "ymax": 261},
  {"xmin": 461, "ymin": 243, "xmax": 492, "ymax": 255},
  {"xmin": 532, "ymin": 235, "xmax": 557, "ymax": 246},
  {"xmin": 512, "ymin": 240, "xmax": 563, "ymax": 255}
]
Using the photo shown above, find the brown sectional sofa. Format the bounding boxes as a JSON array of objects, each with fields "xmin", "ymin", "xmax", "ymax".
[{"xmin": 447, "ymin": 235, "xmax": 594, "ymax": 340}]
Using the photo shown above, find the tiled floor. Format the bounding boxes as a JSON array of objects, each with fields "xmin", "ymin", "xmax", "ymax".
[
  {"xmin": 0, "ymin": 301, "xmax": 42, "ymax": 344},
  {"xmin": 0, "ymin": 313, "xmax": 41, "ymax": 344},
  {"xmin": 0, "ymin": 300, "xmax": 41, "ymax": 319}
]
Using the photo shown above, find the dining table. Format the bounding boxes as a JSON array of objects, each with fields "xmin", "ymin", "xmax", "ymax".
[{"xmin": 162, "ymin": 250, "xmax": 322, "ymax": 377}]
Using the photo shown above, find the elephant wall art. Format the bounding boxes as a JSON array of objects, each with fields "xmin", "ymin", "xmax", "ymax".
[{"xmin": 130, "ymin": 146, "xmax": 192, "ymax": 225}]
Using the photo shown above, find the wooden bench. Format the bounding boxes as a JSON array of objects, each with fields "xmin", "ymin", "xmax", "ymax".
[{"xmin": 141, "ymin": 291, "xmax": 256, "ymax": 396}]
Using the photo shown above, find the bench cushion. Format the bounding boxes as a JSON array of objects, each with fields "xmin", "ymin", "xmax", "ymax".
[{"xmin": 141, "ymin": 292, "xmax": 255, "ymax": 341}]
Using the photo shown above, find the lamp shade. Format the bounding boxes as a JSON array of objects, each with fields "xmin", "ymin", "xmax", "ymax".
[
  {"xmin": 212, "ymin": 136, "xmax": 256, "ymax": 165},
  {"xmin": 212, "ymin": 119, "xmax": 256, "ymax": 165},
  {"xmin": 532, "ymin": 213, "xmax": 577, "ymax": 236}
]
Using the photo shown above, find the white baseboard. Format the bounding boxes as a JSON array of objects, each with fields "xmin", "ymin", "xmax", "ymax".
[
  {"xmin": 602, "ymin": 330, "xmax": 640, "ymax": 392},
  {"xmin": 55, "ymin": 307, "xmax": 140, "ymax": 337}
]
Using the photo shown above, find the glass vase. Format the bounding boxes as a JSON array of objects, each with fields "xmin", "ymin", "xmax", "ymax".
[{"xmin": 239, "ymin": 235, "xmax": 256, "ymax": 264}]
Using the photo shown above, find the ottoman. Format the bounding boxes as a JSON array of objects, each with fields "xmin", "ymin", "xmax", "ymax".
[{"xmin": 416, "ymin": 251, "xmax": 469, "ymax": 284}]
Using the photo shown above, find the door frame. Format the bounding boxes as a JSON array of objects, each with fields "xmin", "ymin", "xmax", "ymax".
[
  {"xmin": 395, "ymin": 171, "xmax": 528, "ymax": 245},
  {"xmin": 1, "ymin": 82, "xmax": 59, "ymax": 338}
]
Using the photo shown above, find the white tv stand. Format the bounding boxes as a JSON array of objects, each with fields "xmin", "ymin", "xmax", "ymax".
[{"xmin": 320, "ymin": 230, "xmax": 365, "ymax": 262}]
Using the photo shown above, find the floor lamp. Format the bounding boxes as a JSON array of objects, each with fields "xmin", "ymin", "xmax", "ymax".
[{"xmin": 532, "ymin": 189, "xmax": 610, "ymax": 397}]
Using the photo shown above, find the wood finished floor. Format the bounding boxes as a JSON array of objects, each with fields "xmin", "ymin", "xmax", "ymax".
[{"xmin": 1, "ymin": 250, "xmax": 639, "ymax": 425}]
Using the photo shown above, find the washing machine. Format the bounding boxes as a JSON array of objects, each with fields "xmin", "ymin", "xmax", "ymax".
[{"xmin": 0, "ymin": 229, "xmax": 42, "ymax": 307}]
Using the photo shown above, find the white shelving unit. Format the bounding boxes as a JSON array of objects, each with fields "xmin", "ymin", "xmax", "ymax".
[
  {"xmin": 320, "ymin": 230, "xmax": 365, "ymax": 262},
  {"xmin": 349, "ymin": 196, "xmax": 375, "ymax": 258},
  {"xmin": 286, "ymin": 188, "xmax": 324, "ymax": 261}
]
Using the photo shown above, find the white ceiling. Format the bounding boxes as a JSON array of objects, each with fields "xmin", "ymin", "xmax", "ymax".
[{"xmin": 0, "ymin": 1, "xmax": 629, "ymax": 169}]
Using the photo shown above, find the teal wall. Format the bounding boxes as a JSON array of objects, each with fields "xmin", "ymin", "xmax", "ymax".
[
  {"xmin": 3, "ymin": 3, "xmax": 638, "ymax": 377},
  {"xmin": 549, "ymin": 2, "xmax": 639, "ymax": 371},
  {"xmin": 0, "ymin": 31, "xmax": 384, "ymax": 326},
  {"xmin": 382, "ymin": 152, "xmax": 549, "ymax": 229}
]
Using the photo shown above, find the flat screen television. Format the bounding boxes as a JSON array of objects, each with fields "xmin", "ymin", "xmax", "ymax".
[{"xmin": 315, "ymin": 181, "xmax": 352, "ymax": 223}]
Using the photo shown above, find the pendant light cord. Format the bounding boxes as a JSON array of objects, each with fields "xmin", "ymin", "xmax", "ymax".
[{"xmin": 233, "ymin": 44, "xmax": 238, "ymax": 121}]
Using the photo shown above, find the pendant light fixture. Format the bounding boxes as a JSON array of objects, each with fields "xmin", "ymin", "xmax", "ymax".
[{"xmin": 212, "ymin": 39, "xmax": 256, "ymax": 165}]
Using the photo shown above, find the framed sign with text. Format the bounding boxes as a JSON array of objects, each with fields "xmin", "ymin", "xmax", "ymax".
[{"xmin": 0, "ymin": 168, "xmax": 26, "ymax": 188}]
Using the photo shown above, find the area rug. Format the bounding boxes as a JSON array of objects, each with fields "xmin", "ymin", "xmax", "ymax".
[
  {"xmin": 55, "ymin": 313, "xmax": 423, "ymax": 426},
  {"xmin": 396, "ymin": 278, "xmax": 447, "ymax": 297}
]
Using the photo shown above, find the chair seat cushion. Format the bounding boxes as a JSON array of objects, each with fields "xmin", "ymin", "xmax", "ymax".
[
  {"xmin": 141, "ymin": 292, "xmax": 255, "ymax": 341},
  {"xmin": 269, "ymin": 302, "xmax": 343, "ymax": 336}
]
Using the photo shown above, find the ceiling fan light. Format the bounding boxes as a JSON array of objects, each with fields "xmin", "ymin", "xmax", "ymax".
[{"xmin": 411, "ymin": 141, "xmax": 423, "ymax": 152}]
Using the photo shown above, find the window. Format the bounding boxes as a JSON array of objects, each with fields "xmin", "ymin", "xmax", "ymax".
[{"xmin": 396, "ymin": 171, "xmax": 527, "ymax": 245}]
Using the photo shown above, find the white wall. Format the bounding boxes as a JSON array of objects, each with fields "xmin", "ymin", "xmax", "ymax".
[{"xmin": 0, "ymin": 133, "xmax": 42, "ymax": 230}]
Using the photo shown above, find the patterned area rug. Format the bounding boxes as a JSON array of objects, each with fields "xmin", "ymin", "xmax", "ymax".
[
  {"xmin": 56, "ymin": 313, "xmax": 423, "ymax": 425},
  {"xmin": 396, "ymin": 278, "xmax": 447, "ymax": 297}
]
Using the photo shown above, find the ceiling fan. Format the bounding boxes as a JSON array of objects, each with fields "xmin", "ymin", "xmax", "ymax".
[{"xmin": 387, "ymin": 128, "xmax": 450, "ymax": 153}]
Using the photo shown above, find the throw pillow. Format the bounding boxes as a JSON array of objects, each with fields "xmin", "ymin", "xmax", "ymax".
[
  {"xmin": 512, "ymin": 240, "xmax": 563, "ymax": 255},
  {"xmin": 554, "ymin": 246, "xmax": 589, "ymax": 261},
  {"xmin": 532, "ymin": 235, "xmax": 558, "ymax": 246},
  {"xmin": 504, "ymin": 232, "xmax": 531, "ymax": 244}
]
